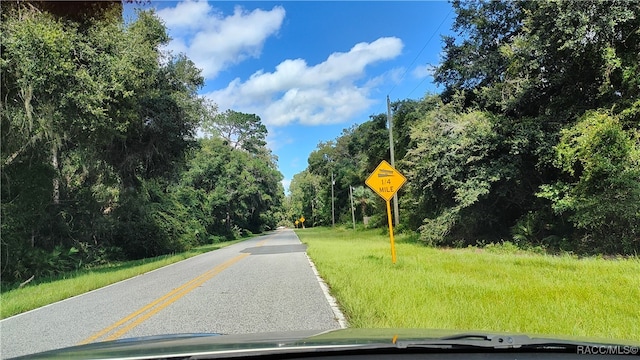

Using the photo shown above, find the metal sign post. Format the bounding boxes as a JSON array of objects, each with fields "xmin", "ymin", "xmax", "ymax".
[{"xmin": 365, "ymin": 160, "xmax": 407, "ymax": 263}]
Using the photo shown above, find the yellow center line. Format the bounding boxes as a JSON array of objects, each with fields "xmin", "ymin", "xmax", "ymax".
[
  {"xmin": 104, "ymin": 253, "xmax": 249, "ymax": 341},
  {"xmin": 80, "ymin": 265, "xmax": 215, "ymax": 344},
  {"xmin": 79, "ymin": 252, "xmax": 250, "ymax": 344}
]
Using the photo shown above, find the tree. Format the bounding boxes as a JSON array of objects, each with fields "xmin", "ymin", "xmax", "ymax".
[
  {"xmin": 402, "ymin": 97, "xmax": 515, "ymax": 244},
  {"xmin": 434, "ymin": 0, "xmax": 525, "ymax": 107},
  {"xmin": 2, "ymin": 7, "xmax": 85, "ymax": 205},
  {"xmin": 202, "ymin": 109, "xmax": 268, "ymax": 154},
  {"xmin": 181, "ymin": 135, "xmax": 284, "ymax": 238},
  {"xmin": 435, "ymin": 1, "xmax": 640, "ymax": 122},
  {"xmin": 347, "ymin": 113, "xmax": 390, "ymax": 178},
  {"xmin": 285, "ymin": 1, "xmax": 640, "ymax": 256},
  {"xmin": 416, "ymin": 0, "xmax": 640, "ymax": 253},
  {"xmin": 538, "ymin": 111, "xmax": 640, "ymax": 254},
  {"xmin": 391, "ymin": 98, "xmax": 439, "ymax": 161},
  {"xmin": 302, "ymin": 113, "xmax": 394, "ymax": 226},
  {"xmin": 352, "ymin": 186, "xmax": 377, "ymax": 223},
  {"xmin": 288, "ymin": 170, "xmax": 323, "ymax": 227},
  {"xmin": 93, "ymin": 11, "xmax": 204, "ymax": 187},
  {"xmin": 1, "ymin": 5, "xmax": 207, "ymax": 282}
]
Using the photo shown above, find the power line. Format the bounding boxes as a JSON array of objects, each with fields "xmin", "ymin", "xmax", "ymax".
[
  {"xmin": 386, "ymin": 8, "xmax": 452, "ymax": 100},
  {"xmin": 406, "ymin": 69, "xmax": 433, "ymax": 100}
]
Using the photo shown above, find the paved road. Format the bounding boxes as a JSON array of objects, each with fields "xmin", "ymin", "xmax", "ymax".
[{"xmin": 0, "ymin": 229, "xmax": 342, "ymax": 358}]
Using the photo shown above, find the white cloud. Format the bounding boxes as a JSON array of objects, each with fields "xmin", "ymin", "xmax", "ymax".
[
  {"xmin": 207, "ymin": 37, "xmax": 404, "ymax": 127},
  {"xmin": 156, "ymin": 0, "xmax": 213, "ymax": 31},
  {"xmin": 157, "ymin": 2, "xmax": 285, "ymax": 79}
]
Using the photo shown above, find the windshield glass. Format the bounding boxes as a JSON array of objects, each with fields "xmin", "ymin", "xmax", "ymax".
[{"xmin": 1, "ymin": 1, "xmax": 639, "ymax": 359}]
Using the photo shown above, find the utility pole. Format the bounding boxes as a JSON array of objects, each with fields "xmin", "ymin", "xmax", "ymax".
[
  {"xmin": 387, "ymin": 95, "xmax": 400, "ymax": 226},
  {"xmin": 331, "ymin": 171, "xmax": 335, "ymax": 227},
  {"xmin": 350, "ymin": 185, "xmax": 356, "ymax": 230}
]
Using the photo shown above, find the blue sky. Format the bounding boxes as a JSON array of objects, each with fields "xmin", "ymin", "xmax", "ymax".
[{"xmin": 124, "ymin": 1, "xmax": 456, "ymax": 192}]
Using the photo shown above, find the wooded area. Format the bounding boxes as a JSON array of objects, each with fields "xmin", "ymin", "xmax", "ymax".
[
  {"xmin": 2, "ymin": 1, "xmax": 638, "ymax": 288},
  {"xmin": 1, "ymin": 4, "xmax": 283, "ymax": 286},
  {"xmin": 287, "ymin": 1, "xmax": 640, "ymax": 255}
]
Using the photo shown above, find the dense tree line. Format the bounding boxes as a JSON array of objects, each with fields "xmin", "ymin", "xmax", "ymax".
[
  {"xmin": 1, "ymin": 4, "xmax": 283, "ymax": 286},
  {"xmin": 288, "ymin": 1, "xmax": 639, "ymax": 255}
]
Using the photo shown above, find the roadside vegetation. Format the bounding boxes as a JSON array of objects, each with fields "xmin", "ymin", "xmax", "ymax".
[
  {"xmin": 298, "ymin": 227, "xmax": 640, "ymax": 341},
  {"xmin": 0, "ymin": 240, "xmax": 243, "ymax": 319},
  {"xmin": 1, "ymin": 3, "xmax": 285, "ymax": 289},
  {"xmin": 2, "ymin": 0, "xmax": 638, "ymax": 319},
  {"xmin": 287, "ymin": 2, "xmax": 639, "ymax": 256}
]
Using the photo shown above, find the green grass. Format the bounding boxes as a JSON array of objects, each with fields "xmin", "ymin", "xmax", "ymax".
[
  {"xmin": 297, "ymin": 227, "xmax": 640, "ymax": 342},
  {"xmin": 1, "ymin": 240, "xmax": 243, "ymax": 319}
]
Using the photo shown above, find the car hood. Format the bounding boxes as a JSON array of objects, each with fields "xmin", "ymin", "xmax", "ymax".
[{"xmin": 13, "ymin": 328, "xmax": 640, "ymax": 359}]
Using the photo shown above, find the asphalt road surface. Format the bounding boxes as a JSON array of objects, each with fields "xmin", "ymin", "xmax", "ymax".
[{"xmin": 0, "ymin": 229, "xmax": 343, "ymax": 358}]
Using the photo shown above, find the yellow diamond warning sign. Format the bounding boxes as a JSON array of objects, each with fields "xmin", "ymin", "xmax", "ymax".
[{"xmin": 365, "ymin": 160, "xmax": 406, "ymax": 201}]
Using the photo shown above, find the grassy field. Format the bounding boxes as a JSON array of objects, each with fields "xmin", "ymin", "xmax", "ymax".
[
  {"xmin": 296, "ymin": 227, "xmax": 640, "ymax": 342},
  {"xmin": 1, "ymin": 240, "xmax": 243, "ymax": 319}
]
